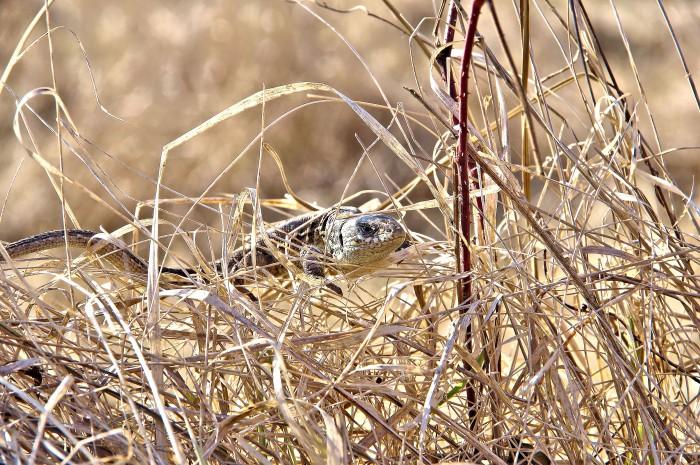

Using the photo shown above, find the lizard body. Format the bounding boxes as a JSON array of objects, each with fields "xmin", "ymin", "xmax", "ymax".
[{"xmin": 1, "ymin": 207, "xmax": 406, "ymax": 293}]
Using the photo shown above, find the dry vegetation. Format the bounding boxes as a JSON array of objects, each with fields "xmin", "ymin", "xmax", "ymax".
[{"xmin": 1, "ymin": 1, "xmax": 700, "ymax": 464}]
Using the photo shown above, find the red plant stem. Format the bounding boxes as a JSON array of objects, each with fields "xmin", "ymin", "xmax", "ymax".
[
  {"xmin": 453, "ymin": 0, "xmax": 487, "ymax": 433},
  {"xmin": 457, "ymin": 0, "xmax": 485, "ymax": 305}
]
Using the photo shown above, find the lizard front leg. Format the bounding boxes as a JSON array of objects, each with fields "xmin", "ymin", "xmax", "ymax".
[{"xmin": 300, "ymin": 246, "xmax": 342, "ymax": 295}]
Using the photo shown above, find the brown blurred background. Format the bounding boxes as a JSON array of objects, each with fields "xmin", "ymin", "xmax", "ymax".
[{"xmin": 1, "ymin": 1, "xmax": 698, "ymax": 238}]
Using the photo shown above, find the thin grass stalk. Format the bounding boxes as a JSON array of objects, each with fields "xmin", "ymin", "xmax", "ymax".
[{"xmin": 519, "ymin": 0, "xmax": 531, "ymax": 200}]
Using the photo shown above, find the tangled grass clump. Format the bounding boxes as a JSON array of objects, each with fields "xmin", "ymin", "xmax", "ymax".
[{"xmin": 1, "ymin": 1, "xmax": 699, "ymax": 464}]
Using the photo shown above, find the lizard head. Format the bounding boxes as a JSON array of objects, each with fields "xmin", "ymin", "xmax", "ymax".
[{"xmin": 326, "ymin": 211, "xmax": 406, "ymax": 266}]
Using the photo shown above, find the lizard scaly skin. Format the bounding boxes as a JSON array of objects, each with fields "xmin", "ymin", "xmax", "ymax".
[{"xmin": 1, "ymin": 207, "xmax": 406, "ymax": 294}]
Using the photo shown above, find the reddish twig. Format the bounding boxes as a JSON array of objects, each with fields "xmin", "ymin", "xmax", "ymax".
[
  {"xmin": 456, "ymin": 0, "xmax": 485, "ymax": 305},
  {"xmin": 447, "ymin": 0, "xmax": 487, "ymax": 433},
  {"xmin": 436, "ymin": 0, "xmax": 488, "ymax": 435}
]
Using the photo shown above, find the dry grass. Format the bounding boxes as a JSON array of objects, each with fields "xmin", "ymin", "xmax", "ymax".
[{"xmin": 1, "ymin": 1, "xmax": 699, "ymax": 464}]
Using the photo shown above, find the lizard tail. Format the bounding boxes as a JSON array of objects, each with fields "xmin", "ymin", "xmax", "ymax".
[{"xmin": 3, "ymin": 229, "xmax": 201, "ymax": 279}]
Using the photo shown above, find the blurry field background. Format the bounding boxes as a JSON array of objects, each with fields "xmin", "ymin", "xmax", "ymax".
[{"xmin": 0, "ymin": 1, "xmax": 697, "ymax": 238}]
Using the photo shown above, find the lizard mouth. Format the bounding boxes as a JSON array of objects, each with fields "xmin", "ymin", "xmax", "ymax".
[{"xmin": 340, "ymin": 235, "xmax": 405, "ymax": 265}]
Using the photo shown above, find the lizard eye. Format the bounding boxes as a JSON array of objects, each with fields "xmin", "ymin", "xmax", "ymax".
[{"xmin": 357, "ymin": 221, "xmax": 375, "ymax": 236}]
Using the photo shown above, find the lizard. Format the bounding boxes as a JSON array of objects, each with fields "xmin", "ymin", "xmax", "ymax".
[{"xmin": 0, "ymin": 207, "xmax": 407, "ymax": 295}]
